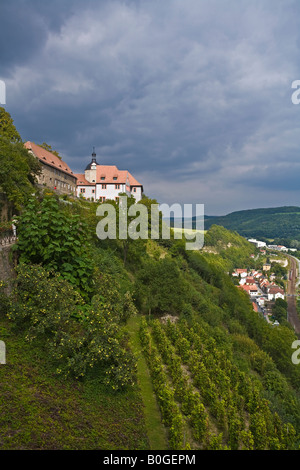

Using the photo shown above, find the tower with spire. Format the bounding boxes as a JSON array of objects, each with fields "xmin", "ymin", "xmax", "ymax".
[{"xmin": 84, "ymin": 147, "xmax": 98, "ymax": 183}]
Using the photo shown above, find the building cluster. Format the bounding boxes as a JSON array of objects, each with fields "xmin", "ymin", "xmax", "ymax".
[
  {"xmin": 248, "ymin": 238, "xmax": 297, "ymax": 253},
  {"xmin": 25, "ymin": 142, "xmax": 143, "ymax": 202},
  {"xmin": 232, "ymin": 267, "xmax": 285, "ymax": 323}
]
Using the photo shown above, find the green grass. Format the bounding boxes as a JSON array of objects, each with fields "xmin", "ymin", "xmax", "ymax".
[
  {"xmin": 0, "ymin": 316, "xmax": 149, "ymax": 450},
  {"xmin": 127, "ymin": 315, "xmax": 168, "ymax": 450},
  {"xmin": 172, "ymin": 227, "xmax": 206, "ymax": 235}
]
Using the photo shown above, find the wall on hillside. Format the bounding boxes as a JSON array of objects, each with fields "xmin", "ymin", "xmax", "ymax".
[
  {"xmin": 0, "ymin": 246, "xmax": 16, "ymax": 294},
  {"xmin": 0, "ymin": 193, "xmax": 14, "ymax": 222}
]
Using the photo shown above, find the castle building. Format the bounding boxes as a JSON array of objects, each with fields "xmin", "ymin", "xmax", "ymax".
[
  {"xmin": 75, "ymin": 149, "xmax": 143, "ymax": 202},
  {"xmin": 24, "ymin": 141, "xmax": 77, "ymax": 195}
]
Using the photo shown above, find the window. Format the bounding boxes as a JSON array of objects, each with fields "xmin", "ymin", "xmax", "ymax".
[
  {"xmin": 101, "ymin": 176, "xmax": 105, "ymax": 180},
  {"xmin": 133, "ymin": 187, "xmax": 136, "ymax": 192},
  {"xmin": 99, "ymin": 196, "xmax": 106, "ymax": 202},
  {"xmin": 92, "ymin": 189, "xmax": 95, "ymax": 193},
  {"xmin": 80, "ymin": 188, "xmax": 85, "ymax": 193},
  {"xmin": 115, "ymin": 184, "xmax": 120, "ymax": 189},
  {"xmin": 102, "ymin": 184, "xmax": 106, "ymax": 189},
  {"xmin": 113, "ymin": 176, "xmax": 117, "ymax": 180}
]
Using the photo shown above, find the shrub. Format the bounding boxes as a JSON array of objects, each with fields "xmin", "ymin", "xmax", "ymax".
[
  {"xmin": 15, "ymin": 194, "xmax": 94, "ymax": 299},
  {"xmin": 0, "ymin": 280, "xmax": 9, "ymax": 315},
  {"xmin": 7, "ymin": 263, "xmax": 136, "ymax": 389}
]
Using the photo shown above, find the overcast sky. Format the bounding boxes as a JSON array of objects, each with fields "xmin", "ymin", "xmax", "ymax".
[{"xmin": 1, "ymin": 0, "xmax": 300, "ymax": 215}]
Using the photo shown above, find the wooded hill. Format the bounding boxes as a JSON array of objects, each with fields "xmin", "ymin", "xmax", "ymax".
[
  {"xmin": 203, "ymin": 206, "xmax": 300, "ymax": 242},
  {"xmin": 1, "ymin": 109, "xmax": 300, "ymax": 450}
]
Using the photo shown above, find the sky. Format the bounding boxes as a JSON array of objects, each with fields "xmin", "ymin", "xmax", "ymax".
[{"xmin": 1, "ymin": 0, "xmax": 300, "ymax": 215}]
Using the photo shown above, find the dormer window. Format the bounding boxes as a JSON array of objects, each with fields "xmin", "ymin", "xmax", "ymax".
[
  {"xmin": 113, "ymin": 176, "xmax": 118, "ymax": 180},
  {"xmin": 101, "ymin": 176, "xmax": 105, "ymax": 180}
]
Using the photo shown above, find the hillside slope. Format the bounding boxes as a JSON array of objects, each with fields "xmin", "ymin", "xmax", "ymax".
[{"xmin": 1, "ymin": 198, "xmax": 300, "ymax": 450}]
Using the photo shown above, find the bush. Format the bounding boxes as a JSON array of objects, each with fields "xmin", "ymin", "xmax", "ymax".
[
  {"xmin": 0, "ymin": 280, "xmax": 9, "ymax": 315},
  {"xmin": 15, "ymin": 194, "xmax": 94, "ymax": 299},
  {"xmin": 7, "ymin": 263, "xmax": 136, "ymax": 389}
]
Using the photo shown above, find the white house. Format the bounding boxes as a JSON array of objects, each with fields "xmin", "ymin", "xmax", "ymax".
[
  {"xmin": 248, "ymin": 238, "xmax": 267, "ymax": 248},
  {"xmin": 239, "ymin": 284, "xmax": 259, "ymax": 296},
  {"xmin": 257, "ymin": 297, "xmax": 265, "ymax": 307},
  {"xmin": 75, "ymin": 150, "xmax": 143, "ymax": 202},
  {"xmin": 267, "ymin": 286, "xmax": 285, "ymax": 301}
]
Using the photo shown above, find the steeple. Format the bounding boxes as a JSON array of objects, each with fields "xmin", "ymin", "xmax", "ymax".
[
  {"xmin": 85, "ymin": 147, "xmax": 99, "ymax": 171},
  {"xmin": 84, "ymin": 147, "xmax": 98, "ymax": 183},
  {"xmin": 91, "ymin": 147, "xmax": 97, "ymax": 164}
]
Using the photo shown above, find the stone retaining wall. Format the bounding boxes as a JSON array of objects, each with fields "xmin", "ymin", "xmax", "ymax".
[
  {"xmin": 0, "ymin": 245, "xmax": 16, "ymax": 294},
  {"xmin": 0, "ymin": 193, "xmax": 14, "ymax": 222}
]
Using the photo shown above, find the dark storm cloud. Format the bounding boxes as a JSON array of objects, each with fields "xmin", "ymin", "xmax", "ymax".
[
  {"xmin": 0, "ymin": 2, "xmax": 47, "ymax": 75},
  {"xmin": 2, "ymin": 0, "xmax": 300, "ymax": 214}
]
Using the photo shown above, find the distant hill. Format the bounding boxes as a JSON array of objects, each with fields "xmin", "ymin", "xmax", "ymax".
[
  {"xmin": 203, "ymin": 206, "xmax": 300, "ymax": 241},
  {"xmin": 167, "ymin": 206, "xmax": 300, "ymax": 241}
]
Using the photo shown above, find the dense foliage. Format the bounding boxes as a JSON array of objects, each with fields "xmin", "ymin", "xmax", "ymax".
[
  {"xmin": 8, "ymin": 263, "xmax": 136, "ymax": 389},
  {"xmin": 0, "ymin": 107, "xmax": 41, "ymax": 208},
  {"xmin": 2, "ymin": 190, "xmax": 300, "ymax": 449},
  {"xmin": 140, "ymin": 317, "xmax": 297, "ymax": 449},
  {"xmin": 14, "ymin": 194, "xmax": 94, "ymax": 299}
]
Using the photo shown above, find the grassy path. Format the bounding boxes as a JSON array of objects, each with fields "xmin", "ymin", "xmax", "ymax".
[{"xmin": 127, "ymin": 315, "xmax": 168, "ymax": 450}]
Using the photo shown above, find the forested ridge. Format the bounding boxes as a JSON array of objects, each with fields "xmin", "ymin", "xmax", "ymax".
[{"xmin": 203, "ymin": 206, "xmax": 300, "ymax": 243}]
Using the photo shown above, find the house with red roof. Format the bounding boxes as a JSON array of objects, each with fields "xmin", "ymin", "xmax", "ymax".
[
  {"xmin": 239, "ymin": 284, "xmax": 258, "ymax": 296},
  {"xmin": 24, "ymin": 141, "xmax": 77, "ymax": 195},
  {"xmin": 267, "ymin": 286, "xmax": 285, "ymax": 301},
  {"xmin": 75, "ymin": 149, "xmax": 143, "ymax": 202},
  {"xmin": 259, "ymin": 278, "xmax": 270, "ymax": 292}
]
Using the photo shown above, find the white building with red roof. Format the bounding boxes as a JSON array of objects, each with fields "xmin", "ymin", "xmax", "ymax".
[
  {"xmin": 239, "ymin": 284, "xmax": 258, "ymax": 296},
  {"xmin": 75, "ymin": 149, "xmax": 143, "ymax": 202},
  {"xmin": 267, "ymin": 286, "xmax": 285, "ymax": 301}
]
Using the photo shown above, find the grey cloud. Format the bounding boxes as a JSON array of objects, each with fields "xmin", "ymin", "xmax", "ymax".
[{"xmin": 2, "ymin": 0, "xmax": 300, "ymax": 213}]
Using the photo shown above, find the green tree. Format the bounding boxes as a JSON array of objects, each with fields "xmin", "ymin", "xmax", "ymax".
[
  {"xmin": 272, "ymin": 298, "xmax": 288, "ymax": 323},
  {"xmin": 0, "ymin": 108, "xmax": 41, "ymax": 208},
  {"xmin": 15, "ymin": 194, "xmax": 94, "ymax": 299},
  {"xmin": 8, "ymin": 263, "xmax": 136, "ymax": 388},
  {"xmin": 96, "ymin": 194, "xmax": 147, "ymax": 266},
  {"xmin": 137, "ymin": 258, "xmax": 186, "ymax": 315},
  {"xmin": 39, "ymin": 142, "xmax": 62, "ymax": 159},
  {"xmin": 0, "ymin": 107, "xmax": 22, "ymax": 142}
]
